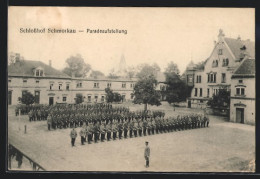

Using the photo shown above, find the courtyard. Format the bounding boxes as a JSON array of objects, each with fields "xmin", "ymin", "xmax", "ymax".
[{"xmin": 8, "ymin": 102, "xmax": 255, "ymax": 172}]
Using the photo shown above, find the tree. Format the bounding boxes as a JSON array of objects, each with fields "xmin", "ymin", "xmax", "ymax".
[
  {"xmin": 165, "ymin": 61, "xmax": 180, "ymax": 75},
  {"xmin": 75, "ymin": 94, "xmax": 84, "ymax": 104},
  {"xmin": 133, "ymin": 64, "xmax": 161, "ymax": 111},
  {"xmin": 164, "ymin": 70, "xmax": 189, "ymax": 108},
  {"xmin": 105, "ymin": 88, "xmax": 114, "ymax": 103},
  {"xmin": 89, "ymin": 70, "xmax": 105, "ymax": 78},
  {"xmin": 207, "ymin": 89, "xmax": 230, "ymax": 109},
  {"xmin": 62, "ymin": 54, "xmax": 91, "ymax": 78},
  {"xmin": 113, "ymin": 92, "xmax": 122, "ymax": 103},
  {"xmin": 18, "ymin": 91, "xmax": 35, "ymax": 105},
  {"xmin": 108, "ymin": 68, "xmax": 120, "ymax": 79},
  {"xmin": 136, "ymin": 63, "xmax": 160, "ymax": 79}
]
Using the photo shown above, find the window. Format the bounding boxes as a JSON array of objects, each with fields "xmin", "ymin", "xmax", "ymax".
[
  {"xmin": 218, "ymin": 49, "xmax": 223, "ymax": 55},
  {"xmin": 241, "ymin": 88, "xmax": 245, "ymax": 95},
  {"xmin": 88, "ymin": 96, "xmax": 91, "ymax": 102},
  {"xmin": 107, "ymin": 83, "xmax": 112, "ymax": 88},
  {"xmin": 236, "ymin": 87, "xmax": 245, "ymax": 96},
  {"xmin": 236, "ymin": 88, "xmax": 240, "ymax": 95},
  {"xmin": 35, "ymin": 69, "xmax": 44, "ymax": 77},
  {"xmin": 50, "ymin": 84, "xmax": 53, "ymax": 90},
  {"xmin": 36, "ymin": 80, "xmax": 40, "ymax": 84},
  {"xmin": 66, "ymin": 84, "xmax": 70, "ymax": 90},
  {"xmin": 76, "ymin": 82, "xmax": 82, "ymax": 88},
  {"xmin": 8, "ymin": 79, "xmax": 11, "ymax": 83},
  {"xmin": 221, "ymin": 73, "xmax": 226, "ymax": 83},
  {"xmin": 94, "ymin": 82, "xmax": 99, "ymax": 88},
  {"xmin": 59, "ymin": 84, "xmax": 62, "ymax": 90},
  {"xmin": 212, "ymin": 60, "xmax": 218, "ymax": 67},
  {"xmin": 130, "ymin": 83, "xmax": 135, "ymax": 88},
  {"xmin": 95, "ymin": 95, "xmax": 98, "ymax": 102},
  {"xmin": 199, "ymin": 88, "xmax": 203, "ymax": 97},
  {"xmin": 63, "ymin": 97, "xmax": 67, "ymax": 102},
  {"xmin": 22, "ymin": 90, "xmax": 27, "ymax": 98},
  {"xmin": 188, "ymin": 76, "xmax": 193, "ymax": 83},
  {"xmin": 131, "ymin": 93, "xmax": 134, "ymax": 99},
  {"xmin": 101, "ymin": 96, "xmax": 105, "ymax": 102},
  {"xmin": 207, "ymin": 88, "xmax": 210, "ymax": 97},
  {"xmin": 239, "ymin": 80, "xmax": 243, "ymax": 84},
  {"xmin": 208, "ymin": 73, "xmax": 216, "ymax": 83},
  {"xmin": 23, "ymin": 79, "xmax": 27, "ymax": 83},
  {"xmin": 122, "ymin": 83, "xmax": 126, "ymax": 88},
  {"xmin": 196, "ymin": 75, "xmax": 202, "ymax": 83},
  {"xmin": 194, "ymin": 88, "xmax": 198, "ymax": 97},
  {"xmin": 222, "ymin": 58, "xmax": 229, "ymax": 67}
]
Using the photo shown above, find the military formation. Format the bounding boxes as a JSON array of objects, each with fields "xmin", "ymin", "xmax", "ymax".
[{"xmin": 24, "ymin": 103, "xmax": 210, "ymax": 145}]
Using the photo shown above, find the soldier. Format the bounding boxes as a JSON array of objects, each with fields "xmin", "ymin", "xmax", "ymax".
[
  {"xmin": 144, "ymin": 141, "xmax": 150, "ymax": 168},
  {"xmin": 147, "ymin": 119, "xmax": 151, "ymax": 135},
  {"xmin": 70, "ymin": 128, "xmax": 77, "ymax": 147},
  {"xmin": 206, "ymin": 115, "xmax": 209, "ymax": 127},
  {"xmin": 138, "ymin": 120, "xmax": 143, "ymax": 137},
  {"xmin": 100, "ymin": 121, "xmax": 106, "ymax": 142},
  {"xmin": 118, "ymin": 120, "xmax": 124, "ymax": 139},
  {"xmin": 143, "ymin": 119, "xmax": 147, "ymax": 136},
  {"xmin": 133, "ymin": 119, "xmax": 138, "ymax": 137},
  {"xmin": 47, "ymin": 114, "xmax": 52, "ymax": 131},
  {"xmin": 129, "ymin": 119, "xmax": 134, "ymax": 138},
  {"xmin": 28, "ymin": 110, "xmax": 33, "ymax": 122},
  {"xmin": 79, "ymin": 127, "xmax": 86, "ymax": 145},
  {"xmin": 52, "ymin": 116, "xmax": 57, "ymax": 130},
  {"xmin": 123, "ymin": 119, "xmax": 129, "ymax": 138},
  {"xmin": 112, "ymin": 119, "xmax": 118, "ymax": 140},
  {"xmin": 93, "ymin": 121, "xmax": 100, "ymax": 143},
  {"xmin": 151, "ymin": 118, "xmax": 155, "ymax": 135},
  {"xmin": 86, "ymin": 122, "xmax": 92, "ymax": 144},
  {"xmin": 107, "ymin": 121, "xmax": 112, "ymax": 141}
]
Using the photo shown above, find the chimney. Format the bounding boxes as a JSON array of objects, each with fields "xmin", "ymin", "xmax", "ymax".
[
  {"xmin": 49, "ymin": 60, "xmax": 52, "ymax": 67},
  {"xmin": 218, "ymin": 29, "xmax": 225, "ymax": 41}
]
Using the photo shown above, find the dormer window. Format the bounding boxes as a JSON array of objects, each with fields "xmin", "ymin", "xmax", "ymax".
[{"xmin": 35, "ymin": 67, "xmax": 44, "ymax": 77}]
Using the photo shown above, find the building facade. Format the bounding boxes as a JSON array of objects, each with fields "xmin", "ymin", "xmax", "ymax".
[
  {"xmin": 186, "ymin": 29, "xmax": 255, "ymax": 109},
  {"xmin": 230, "ymin": 58, "xmax": 255, "ymax": 125},
  {"xmin": 8, "ymin": 57, "xmax": 167, "ymax": 105}
]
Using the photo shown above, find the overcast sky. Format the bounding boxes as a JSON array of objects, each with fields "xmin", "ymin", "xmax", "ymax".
[{"xmin": 8, "ymin": 7, "xmax": 255, "ymax": 75}]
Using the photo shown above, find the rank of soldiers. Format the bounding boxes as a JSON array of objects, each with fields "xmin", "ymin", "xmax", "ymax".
[{"xmin": 72, "ymin": 113, "xmax": 209, "ymax": 145}]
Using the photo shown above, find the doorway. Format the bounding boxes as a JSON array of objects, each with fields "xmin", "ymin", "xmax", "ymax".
[
  {"xmin": 8, "ymin": 91, "xmax": 12, "ymax": 105},
  {"xmin": 49, "ymin": 97, "xmax": 54, "ymax": 105},
  {"xmin": 236, "ymin": 108, "xmax": 244, "ymax": 124}
]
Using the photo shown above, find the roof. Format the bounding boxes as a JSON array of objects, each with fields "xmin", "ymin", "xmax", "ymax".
[
  {"xmin": 224, "ymin": 38, "xmax": 255, "ymax": 59},
  {"xmin": 8, "ymin": 60, "xmax": 71, "ymax": 79},
  {"xmin": 232, "ymin": 58, "xmax": 255, "ymax": 78}
]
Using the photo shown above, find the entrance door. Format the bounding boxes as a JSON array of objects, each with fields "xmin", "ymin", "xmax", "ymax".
[
  {"xmin": 188, "ymin": 100, "xmax": 191, "ymax": 108},
  {"xmin": 236, "ymin": 108, "xmax": 244, "ymax": 123},
  {"xmin": 49, "ymin": 97, "xmax": 54, "ymax": 105},
  {"xmin": 8, "ymin": 91, "xmax": 12, "ymax": 105},
  {"xmin": 122, "ymin": 95, "xmax": 126, "ymax": 102},
  {"xmin": 35, "ymin": 91, "xmax": 40, "ymax": 104}
]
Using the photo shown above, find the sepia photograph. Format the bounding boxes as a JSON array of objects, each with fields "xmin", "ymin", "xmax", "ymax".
[{"xmin": 7, "ymin": 7, "xmax": 255, "ymax": 172}]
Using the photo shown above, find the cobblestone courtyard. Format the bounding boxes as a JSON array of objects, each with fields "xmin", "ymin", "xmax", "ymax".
[{"xmin": 8, "ymin": 103, "xmax": 255, "ymax": 172}]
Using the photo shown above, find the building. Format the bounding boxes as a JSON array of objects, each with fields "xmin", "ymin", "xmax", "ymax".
[
  {"xmin": 8, "ymin": 55, "xmax": 167, "ymax": 105},
  {"xmin": 186, "ymin": 29, "xmax": 255, "ymax": 109},
  {"xmin": 230, "ymin": 58, "xmax": 255, "ymax": 125}
]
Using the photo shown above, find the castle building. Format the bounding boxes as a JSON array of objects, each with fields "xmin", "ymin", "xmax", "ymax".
[
  {"xmin": 8, "ymin": 55, "xmax": 167, "ymax": 105},
  {"xmin": 186, "ymin": 29, "xmax": 255, "ymax": 109},
  {"xmin": 230, "ymin": 58, "xmax": 255, "ymax": 125}
]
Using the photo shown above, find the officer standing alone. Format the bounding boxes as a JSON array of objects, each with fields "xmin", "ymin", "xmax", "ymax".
[
  {"xmin": 70, "ymin": 128, "xmax": 77, "ymax": 147},
  {"xmin": 144, "ymin": 141, "xmax": 150, "ymax": 168}
]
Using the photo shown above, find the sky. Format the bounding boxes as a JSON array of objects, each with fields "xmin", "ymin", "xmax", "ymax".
[{"xmin": 8, "ymin": 7, "xmax": 255, "ymax": 75}]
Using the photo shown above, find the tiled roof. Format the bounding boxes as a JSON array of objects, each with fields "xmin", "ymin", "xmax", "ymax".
[
  {"xmin": 8, "ymin": 60, "xmax": 71, "ymax": 79},
  {"xmin": 224, "ymin": 38, "xmax": 255, "ymax": 60},
  {"xmin": 232, "ymin": 58, "xmax": 255, "ymax": 77}
]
